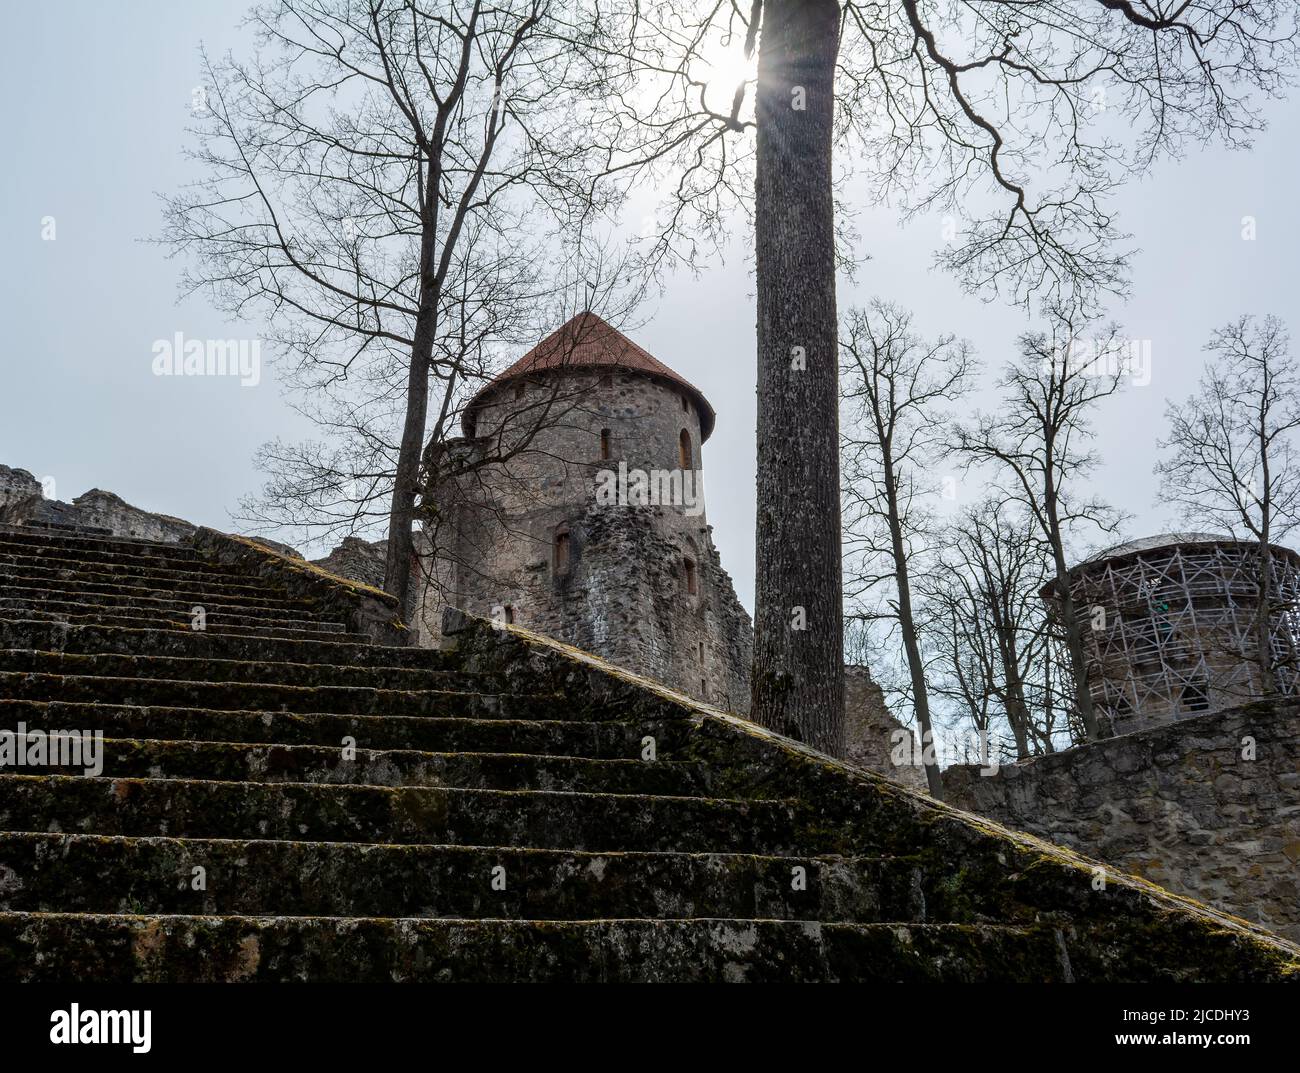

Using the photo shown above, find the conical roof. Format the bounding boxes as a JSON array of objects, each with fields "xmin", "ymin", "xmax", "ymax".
[{"xmin": 463, "ymin": 312, "xmax": 717, "ymax": 441}]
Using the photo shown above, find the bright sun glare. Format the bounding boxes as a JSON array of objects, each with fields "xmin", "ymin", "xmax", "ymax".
[{"xmin": 700, "ymin": 42, "xmax": 759, "ymax": 113}]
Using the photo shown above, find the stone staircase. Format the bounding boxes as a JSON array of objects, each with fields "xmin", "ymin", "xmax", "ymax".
[{"xmin": 1, "ymin": 523, "xmax": 1297, "ymax": 981}]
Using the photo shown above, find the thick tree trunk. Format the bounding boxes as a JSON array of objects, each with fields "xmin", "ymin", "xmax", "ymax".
[
  {"xmin": 751, "ymin": 0, "xmax": 845, "ymax": 756},
  {"xmin": 384, "ymin": 311, "xmax": 436, "ymax": 618}
]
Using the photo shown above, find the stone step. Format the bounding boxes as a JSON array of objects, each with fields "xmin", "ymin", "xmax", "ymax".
[
  {"xmin": 16, "ymin": 520, "xmax": 114, "ymax": 537},
  {"xmin": 0, "ymin": 833, "xmax": 931, "ymax": 923},
  {"xmin": 0, "ymin": 701, "xmax": 686, "ymax": 756},
  {"xmin": 0, "ymin": 913, "xmax": 1079, "ymax": 982},
  {"xmin": 7, "ymin": 530, "xmax": 1291, "ymax": 984},
  {"xmin": 19, "ymin": 737, "xmax": 711, "ymax": 795},
  {"xmin": 0, "ymin": 576, "xmax": 314, "ymax": 613},
  {"xmin": 0, "ymin": 528, "xmax": 197, "ymax": 560},
  {"xmin": 0, "ymin": 555, "xmax": 275, "ymax": 592},
  {"xmin": 0, "ymin": 623, "xmax": 475, "ymax": 671},
  {"xmin": 0, "ymin": 608, "xmax": 358, "ymax": 643},
  {"xmin": 0, "ymin": 775, "xmax": 818, "ymax": 853},
  {"xmin": 0, "ymin": 543, "xmax": 239, "ymax": 577},
  {"xmin": 0, "ymin": 672, "xmax": 569, "ymax": 719},
  {"xmin": 0, "ymin": 650, "xmax": 461, "ymax": 692},
  {"xmin": 0, "ymin": 585, "xmax": 330, "ymax": 626}
]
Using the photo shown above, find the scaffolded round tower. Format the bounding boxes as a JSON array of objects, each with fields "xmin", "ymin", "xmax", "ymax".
[{"xmin": 1043, "ymin": 534, "xmax": 1300, "ymax": 734}]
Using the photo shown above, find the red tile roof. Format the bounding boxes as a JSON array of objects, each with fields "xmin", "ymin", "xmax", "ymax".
[{"xmin": 463, "ymin": 312, "xmax": 716, "ymax": 441}]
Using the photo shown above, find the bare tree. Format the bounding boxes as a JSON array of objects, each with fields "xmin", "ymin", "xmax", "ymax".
[
  {"xmin": 161, "ymin": 0, "xmax": 634, "ymax": 610},
  {"xmin": 584, "ymin": 0, "xmax": 1298, "ymax": 752},
  {"xmin": 918, "ymin": 572, "xmax": 996, "ymax": 759},
  {"xmin": 1155, "ymin": 315, "xmax": 1300, "ymax": 697},
  {"xmin": 841, "ymin": 300, "xmax": 974, "ymax": 793},
  {"xmin": 920, "ymin": 500, "xmax": 1068, "ymax": 760},
  {"xmin": 235, "ymin": 239, "xmax": 623, "ymax": 547},
  {"xmin": 955, "ymin": 314, "xmax": 1128, "ymax": 740}
]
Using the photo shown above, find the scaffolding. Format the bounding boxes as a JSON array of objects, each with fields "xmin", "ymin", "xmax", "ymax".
[{"xmin": 1043, "ymin": 535, "xmax": 1300, "ymax": 733}]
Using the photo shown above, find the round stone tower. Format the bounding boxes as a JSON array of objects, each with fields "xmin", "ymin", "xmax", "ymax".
[
  {"xmin": 415, "ymin": 312, "xmax": 753, "ymax": 709},
  {"xmin": 1043, "ymin": 533, "xmax": 1300, "ymax": 733}
]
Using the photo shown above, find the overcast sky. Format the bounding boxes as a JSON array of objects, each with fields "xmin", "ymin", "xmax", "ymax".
[{"xmin": 3, "ymin": 1, "xmax": 1298, "ymax": 615}]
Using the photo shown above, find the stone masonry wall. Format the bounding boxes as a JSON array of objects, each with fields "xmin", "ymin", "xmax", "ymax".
[
  {"xmin": 0, "ymin": 466, "xmax": 43, "ymax": 511},
  {"xmin": 31, "ymin": 489, "xmax": 197, "ymax": 543},
  {"xmin": 0, "ymin": 465, "xmax": 196, "ymax": 543},
  {"xmin": 944, "ymin": 700, "xmax": 1300, "ymax": 942},
  {"xmin": 1, "ymin": 462, "xmax": 316, "ymax": 562},
  {"xmin": 844, "ymin": 665, "xmax": 927, "ymax": 790},
  {"xmin": 311, "ymin": 536, "xmax": 386, "ymax": 590}
]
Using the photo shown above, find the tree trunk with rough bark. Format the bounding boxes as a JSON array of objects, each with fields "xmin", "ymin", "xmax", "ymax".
[
  {"xmin": 385, "ymin": 305, "xmax": 437, "ymax": 617},
  {"xmin": 883, "ymin": 464, "xmax": 943, "ymax": 796},
  {"xmin": 996, "ymin": 622, "xmax": 1034, "ymax": 760},
  {"xmin": 751, "ymin": 0, "xmax": 845, "ymax": 756}
]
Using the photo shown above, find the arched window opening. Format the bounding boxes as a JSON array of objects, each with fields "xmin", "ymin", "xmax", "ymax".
[
  {"xmin": 502, "ymin": 605, "xmax": 514, "ymax": 624},
  {"xmin": 554, "ymin": 526, "xmax": 571, "ymax": 574},
  {"xmin": 679, "ymin": 429, "xmax": 692, "ymax": 470},
  {"xmin": 600, "ymin": 428, "xmax": 611, "ymax": 460},
  {"xmin": 681, "ymin": 393, "xmax": 689, "ymax": 412},
  {"xmin": 684, "ymin": 556, "xmax": 697, "ymax": 596},
  {"xmin": 1180, "ymin": 680, "xmax": 1210, "ymax": 713}
]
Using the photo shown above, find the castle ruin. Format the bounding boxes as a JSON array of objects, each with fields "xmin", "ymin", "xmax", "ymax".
[
  {"xmin": 410, "ymin": 312, "xmax": 922, "ymax": 785},
  {"xmin": 8, "ymin": 331, "xmax": 1295, "ymax": 941},
  {"xmin": 1042, "ymin": 533, "xmax": 1300, "ymax": 733},
  {"xmin": 412, "ymin": 312, "xmax": 754, "ymax": 710}
]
